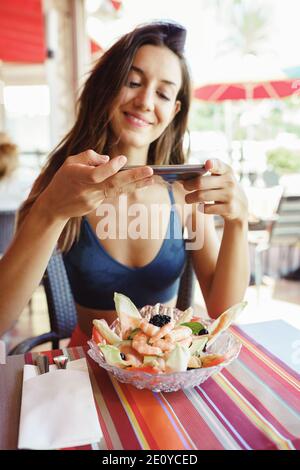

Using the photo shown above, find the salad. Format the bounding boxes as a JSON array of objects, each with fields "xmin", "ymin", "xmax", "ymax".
[{"xmin": 91, "ymin": 293, "xmax": 247, "ymax": 374}]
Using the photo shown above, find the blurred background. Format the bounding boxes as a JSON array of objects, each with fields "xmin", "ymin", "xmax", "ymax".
[
  {"xmin": 1, "ymin": 0, "xmax": 300, "ymax": 189},
  {"xmin": 0, "ymin": 0, "xmax": 299, "ymax": 350}
]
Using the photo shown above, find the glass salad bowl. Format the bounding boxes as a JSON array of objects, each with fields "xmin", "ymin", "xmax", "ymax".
[{"xmin": 87, "ymin": 304, "xmax": 242, "ymax": 393}]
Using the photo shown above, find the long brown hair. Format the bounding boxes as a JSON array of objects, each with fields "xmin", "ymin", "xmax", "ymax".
[{"xmin": 19, "ymin": 21, "xmax": 192, "ymax": 251}]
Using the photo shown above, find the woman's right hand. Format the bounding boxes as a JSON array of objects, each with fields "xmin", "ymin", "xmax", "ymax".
[{"xmin": 37, "ymin": 150, "xmax": 153, "ymax": 221}]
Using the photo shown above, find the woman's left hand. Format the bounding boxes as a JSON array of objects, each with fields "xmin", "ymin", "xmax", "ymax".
[{"xmin": 182, "ymin": 159, "xmax": 248, "ymax": 223}]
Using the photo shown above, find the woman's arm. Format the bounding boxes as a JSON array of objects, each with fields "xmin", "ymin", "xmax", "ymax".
[
  {"xmin": 191, "ymin": 214, "xmax": 249, "ymax": 318},
  {"xmin": 184, "ymin": 159, "xmax": 250, "ymax": 319},
  {"xmin": 0, "ymin": 150, "xmax": 153, "ymax": 334},
  {"xmin": 0, "ymin": 198, "xmax": 68, "ymax": 332}
]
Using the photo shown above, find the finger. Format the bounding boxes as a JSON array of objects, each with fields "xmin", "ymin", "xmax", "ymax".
[
  {"xmin": 98, "ymin": 163, "xmax": 153, "ymax": 193},
  {"xmin": 134, "ymin": 176, "xmax": 155, "ymax": 190},
  {"xmin": 102, "ymin": 169, "xmax": 155, "ymax": 199},
  {"xmin": 113, "ymin": 164, "xmax": 154, "ymax": 186},
  {"xmin": 90, "ymin": 155, "xmax": 129, "ymax": 183},
  {"xmin": 117, "ymin": 176, "xmax": 155, "ymax": 196},
  {"xmin": 185, "ymin": 189, "xmax": 227, "ymax": 205},
  {"xmin": 68, "ymin": 159, "xmax": 109, "ymax": 183},
  {"xmin": 182, "ymin": 174, "xmax": 224, "ymax": 191},
  {"xmin": 69, "ymin": 154, "xmax": 122, "ymax": 184},
  {"xmin": 69, "ymin": 149, "xmax": 110, "ymax": 166},
  {"xmin": 205, "ymin": 159, "xmax": 230, "ymax": 176},
  {"xmin": 204, "ymin": 202, "xmax": 228, "ymax": 215}
]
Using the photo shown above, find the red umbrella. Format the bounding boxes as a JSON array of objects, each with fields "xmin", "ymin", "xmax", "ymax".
[
  {"xmin": 194, "ymin": 79, "xmax": 299, "ymax": 101},
  {"xmin": 192, "ymin": 55, "xmax": 300, "ymax": 172},
  {"xmin": 194, "ymin": 54, "xmax": 300, "ymax": 102}
]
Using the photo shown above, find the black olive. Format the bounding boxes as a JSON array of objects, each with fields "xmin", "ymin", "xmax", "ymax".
[
  {"xmin": 120, "ymin": 353, "xmax": 126, "ymax": 360},
  {"xmin": 149, "ymin": 314, "xmax": 171, "ymax": 327},
  {"xmin": 203, "ymin": 344, "xmax": 207, "ymax": 352},
  {"xmin": 198, "ymin": 328, "xmax": 209, "ymax": 336}
]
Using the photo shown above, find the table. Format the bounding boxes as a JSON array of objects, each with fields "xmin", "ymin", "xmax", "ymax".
[{"xmin": 0, "ymin": 325, "xmax": 299, "ymax": 450}]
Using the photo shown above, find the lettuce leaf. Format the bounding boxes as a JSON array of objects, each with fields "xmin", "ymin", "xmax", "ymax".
[
  {"xmin": 99, "ymin": 345, "xmax": 130, "ymax": 368},
  {"xmin": 165, "ymin": 344, "xmax": 191, "ymax": 373},
  {"xmin": 189, "ymin": 336, "xmax": 208, "ymax": 356},
  {"xmin": 93, "ymin": 319, "xmax": 121, "ymax": 345},
  {"xmin": 180, "ymin": 321, "xmax": 205, "ymax": 335}
]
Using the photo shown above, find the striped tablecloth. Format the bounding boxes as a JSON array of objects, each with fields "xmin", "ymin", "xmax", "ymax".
[{"xmin": 25, "ymin": 326, "xmax": 300, "ymax": 450}]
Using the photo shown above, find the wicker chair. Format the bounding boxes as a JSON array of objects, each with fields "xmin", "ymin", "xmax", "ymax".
[
  {"xmin": 9, "ymin": 248, "xmax": 195, "ymax": 355},
  {"xmin": 8, "ymin": 250, "xmax": 77, "ymax": 354},
  {"xmin": 0, "ymin": 210, "xmax": 16, "ymax": 255},
  {"xmin": 249, "ymin": 193, "xmax": 300, "ymax": 284}
]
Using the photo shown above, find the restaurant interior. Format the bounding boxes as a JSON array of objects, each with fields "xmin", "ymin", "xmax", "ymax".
[{"xmin": 0, "ymin": 0, "xmax": 299, "ymax": 453}]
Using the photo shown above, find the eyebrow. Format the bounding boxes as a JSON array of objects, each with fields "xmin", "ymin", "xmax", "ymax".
[{"xmin": 130, "ymin": 65, "xmax": 178, "ymax": 87}]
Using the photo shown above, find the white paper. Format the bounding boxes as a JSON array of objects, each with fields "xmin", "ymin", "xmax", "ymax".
[
  {"xmin": 18, "ymin": 358, "xmax": 102, "ymax": 449},
  {"xmin": 0, "ymin": 340, "xmax": 6, "ymax": 364}
]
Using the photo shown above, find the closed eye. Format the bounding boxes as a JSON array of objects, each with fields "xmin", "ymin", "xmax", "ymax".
[
  {"xmin": 126, "ymin": 79, "xmax": 171, "ymax": 101},
  {"xmin": 127, "ymin": 81, "xmax": 141, "ymax": 88},
  {"xmin": 158, "ymin": 92, "xmax": 171, "ymax": 101}
]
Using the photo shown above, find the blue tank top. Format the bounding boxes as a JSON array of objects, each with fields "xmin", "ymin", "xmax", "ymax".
[{"xmin": 63, "ymin": 187, "xmax": 186, "ymax": 310}]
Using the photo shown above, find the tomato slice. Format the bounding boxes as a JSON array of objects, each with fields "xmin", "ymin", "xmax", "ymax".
[
  {"xmin": 92, "ymin": 325, "xmax": 106, "ymax": 344},
  {"xmin": 202, "ymin": 354, "xmax": 226, "ymax": 368}
]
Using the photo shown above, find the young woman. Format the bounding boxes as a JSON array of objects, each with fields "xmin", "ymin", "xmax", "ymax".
[{"xmin": 0, "ymin": 21, "xmax": 249, "ymax": 344}]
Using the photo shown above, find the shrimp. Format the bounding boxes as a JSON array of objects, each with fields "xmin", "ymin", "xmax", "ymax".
[
  {"xmin": 139, "ymin": 318, "xmax": 160, "ymax": 337},
  {"xmin": 119, "ymin": 344, "xmax": 143, "ymax": 367},
  {"xmin": 145, "ymin": 356, "xmax": 166, "ymax": 371},
  {"xmin": 125, "ymin": 354, "xmax": 142, "ymax": 367},
  {"xmin": 151, "ymin": 338, "xmax": 175, "ymax": 352},
  {"xmin": 132, "ymin": 332, "xmax": 163, "ymax": 356},
  {"xmin": 148, "ymin": 320, "xmax": 175, "ymax": 344},
  {"xmin": 165, "ymin": 326, "xmax": 192, "ymax": 342}
]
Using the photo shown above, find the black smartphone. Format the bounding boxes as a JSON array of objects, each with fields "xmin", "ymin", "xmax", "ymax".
[{"xmin": 119, "ymin": 164, "xmax": 206, "ymax": 182}]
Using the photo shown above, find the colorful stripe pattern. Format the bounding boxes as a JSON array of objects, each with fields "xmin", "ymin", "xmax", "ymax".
[{"xmin": 26, "ymin": 327, "xmax": 300, "ymax": 450}]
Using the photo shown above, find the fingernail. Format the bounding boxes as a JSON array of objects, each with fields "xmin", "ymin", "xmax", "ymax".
[
  {"xmin": 143, "ymin": 166, "xmax": 153, "ymax": 176},
  {"xmin": 98, "ymin": 155, "xmax": 109, "ymax": 163},
  {"xmin": 145, "ymin": 176, "xmax": 154, "ymax": 184},
  {"xmin": 118, "ymin": 155, "xmax": 127, "ymax": 165},
  {"xmin": 136, "ymin": 177, "xmax": 154, "ymax": 189}
]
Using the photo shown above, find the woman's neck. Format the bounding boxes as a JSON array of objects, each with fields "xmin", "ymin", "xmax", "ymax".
[{"xmin": 110, "ymin": 145, "xmax": 148, "ymax": 166}]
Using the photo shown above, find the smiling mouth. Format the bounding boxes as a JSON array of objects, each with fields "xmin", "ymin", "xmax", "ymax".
[{"xmin": 123, "ymin": 112, "xmax": 152, "ymax": 127}]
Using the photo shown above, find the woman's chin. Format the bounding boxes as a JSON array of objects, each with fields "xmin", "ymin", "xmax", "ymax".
[{"xmin": 118, "ymin": 136, "xmax": 151, "ymax": 151}]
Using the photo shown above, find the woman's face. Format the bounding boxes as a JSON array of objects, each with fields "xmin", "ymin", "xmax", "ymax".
[{"xmin": 109, "ymin": 45, "xmax": 182, "ymax": 154}]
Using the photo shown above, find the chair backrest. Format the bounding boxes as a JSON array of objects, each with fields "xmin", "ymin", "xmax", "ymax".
[
  {"xmin": 0, "ymin": 210, "xmax": 16, "ymax": 254},
  {"xmin": 176, "ymin": 250, "xmax": 196, "ymax": 311},
  {"xmin": 43, "ymin": 250, "xmax": 77, "ymax": 340},
  {"xmin": 270, "ymin": 195, "xmax": 300, "ymax": 245},
  {"xmin": 245, "ymin": 185, "xmax": 283, "ymax": 222}
]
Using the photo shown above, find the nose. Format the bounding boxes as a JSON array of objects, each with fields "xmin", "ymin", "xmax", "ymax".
[{"xmin": 134, "ymin": 86, "xmax": 155, "ymax": 112}]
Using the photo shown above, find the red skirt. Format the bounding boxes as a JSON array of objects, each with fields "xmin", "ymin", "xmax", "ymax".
[{"xmin": 68, "ymin": 325, "xmax": 89, "ymax": 347}]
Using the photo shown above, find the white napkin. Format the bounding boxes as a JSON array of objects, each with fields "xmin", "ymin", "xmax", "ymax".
[
  {"xmin": 0, "ymin": 340, "xmax": 6, "ymax": 364},
  {"xmin": 18, "ymin": 357, "xmax": 102, "ymax": 449}
]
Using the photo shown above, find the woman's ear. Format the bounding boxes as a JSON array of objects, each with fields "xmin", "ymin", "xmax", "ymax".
[{"xmin": 172, "ymin": 100, "xmax": 181, "ymax": 119}]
